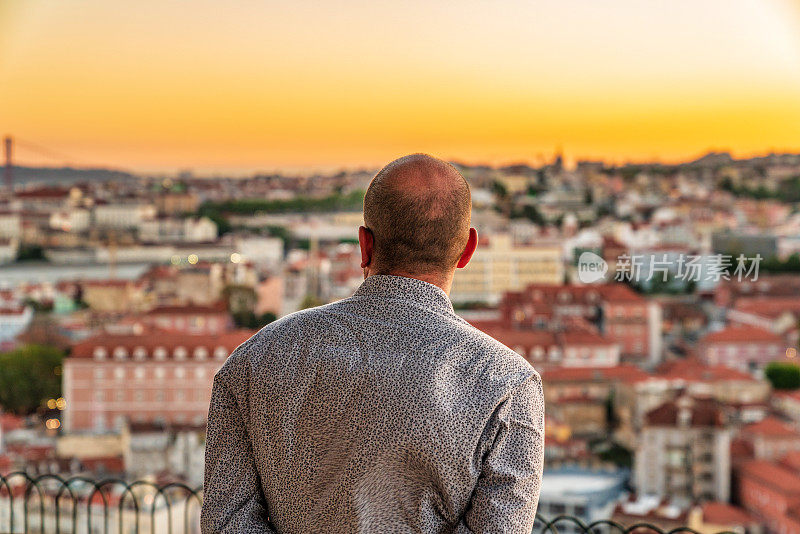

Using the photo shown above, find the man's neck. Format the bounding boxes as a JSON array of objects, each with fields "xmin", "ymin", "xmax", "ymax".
[{"xmin": 366, "ymin": 270, "xmax": 454, "ymax": 295}]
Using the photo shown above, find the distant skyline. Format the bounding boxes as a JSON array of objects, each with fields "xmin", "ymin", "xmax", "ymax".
[{"xmin": 2, "ymin": 0, "xmax": 800, "ymax": 173}]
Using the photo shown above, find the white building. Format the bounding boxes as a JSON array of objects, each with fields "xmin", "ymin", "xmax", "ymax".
[
  {"xmin": 0, "ymin": 304, "xmax": 33, "ymax": 345},
  {"xmin": 534, "ymin": 468, "xmax": 627, "ymax": 530},
  {"xmin": 139, "ymin": 216, "xmax": 218, "ymax": 243},
  {"xmin": 49, "ymin": 208, "xmax": 91, "ymax": 233},
  {"xmin": 236, "ymin": 236, "xmax": 284, "ymax": 266},
  {"xmin": 450, "ymin": 233, "xmax": 563, "ymax": 304},
  {"xmin": 0, "ymin": 211, "xmax": 21, "ymax": 240},
  {"xmin": 93, "ymin": 203, "xmax": 156, "ymax": 229},
  {"xmin": 0, "ymin": 239, "xmax": 18, "ymax": 265},
  {"xmin": 635, "ymin": 395, "xmax": 731, "ymax": 506}
]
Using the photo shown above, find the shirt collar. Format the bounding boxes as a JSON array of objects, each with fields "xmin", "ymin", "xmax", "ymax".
[{"xmin": 353, "ymin": 274, "xmax": 455, "ymax": 315}]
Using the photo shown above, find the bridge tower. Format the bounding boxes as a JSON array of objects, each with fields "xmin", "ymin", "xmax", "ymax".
[{"xmin": 3, "ymin": 136, "xmax": 11, "ymax": 193}]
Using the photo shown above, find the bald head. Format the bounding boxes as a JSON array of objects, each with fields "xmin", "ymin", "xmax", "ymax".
[{"xmin": 363, "ymin": 154, "xmax": 472, "ymax": 278}]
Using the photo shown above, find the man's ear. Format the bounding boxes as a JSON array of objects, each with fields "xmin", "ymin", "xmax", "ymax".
[
  {"xmin": 359, "ymin": 226, "xmax": 374, "ymax": 268},
  {"xmin": 456, "ymin": 228, "xmax": 478, "ymax": 269}
]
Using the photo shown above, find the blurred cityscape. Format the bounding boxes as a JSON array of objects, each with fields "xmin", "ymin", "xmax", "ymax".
[{"xmin": 2, "ymin": 144, "xmax": 800, "ymax": 532}]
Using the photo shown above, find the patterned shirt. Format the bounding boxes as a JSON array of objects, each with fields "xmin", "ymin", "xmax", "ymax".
[{"xmin": 202, "ymin": 274, "xmax": 544, "ymax": 534}]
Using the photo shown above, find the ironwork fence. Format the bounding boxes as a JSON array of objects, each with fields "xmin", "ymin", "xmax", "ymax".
[{"xmin": 0, "ymin": 472, "xmax": 737, "ymax": 534}]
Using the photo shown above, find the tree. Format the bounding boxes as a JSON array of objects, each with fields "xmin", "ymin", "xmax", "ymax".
[
  {"xmin": 232, "ymin": 311, "xmax": 277, "ymax": 329},
  {"xmin": 0, "ymin": 345, "xmax": 64, "ymax": 415},
  {"xmin": 765, "ymin": 361, "xmax": 800, "ymax": 390},
  {"xmin": 299, "ymin": 294, "xmax": 325, "ymax": 309}
]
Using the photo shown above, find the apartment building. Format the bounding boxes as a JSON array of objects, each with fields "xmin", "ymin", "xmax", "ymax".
[
  {"xmin": 450, "ymin": 233, "xmax": 563, "ymax": 305},
  {"xmin": 635, "ymin": 394, "xmax": 731, "ymax": 504},
  {"xmin": 63, "ymin": 328, "xmax": 254, "ymax": 432}
]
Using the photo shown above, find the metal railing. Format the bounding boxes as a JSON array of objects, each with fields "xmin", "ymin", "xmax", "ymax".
[{"xmin": 0, "ymin": 472, "xmax": 737, "ymax": 534}]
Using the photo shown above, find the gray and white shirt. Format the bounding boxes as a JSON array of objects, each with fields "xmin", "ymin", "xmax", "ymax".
[{"xmin": 202, "ymin": 274, "xmax": 544, "ymax": 533}]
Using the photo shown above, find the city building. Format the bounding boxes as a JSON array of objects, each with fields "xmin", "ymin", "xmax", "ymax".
[
  {"xmin": 697, "ymin": 325, "xmax": 786, "ymax": 374},
  {"xmin": 499, "ymin": 284, "xmax": 662, "ymax": 366},
  {"xmin": 541, "ymin": 365, "xmax": 649, "ymax": 438},
  {"xmin": 450, "ymin": 233, "xmax": 563, "ymax": 305},
  {"xmin": 154, "ymin": 191, "xmax": 200, "ymax": 215},
  {"xmin": 467, "ymin": 323, "xmax": 620, "ymax": 369},
  {"xmin": 0, "ymin": 211, "xmax": 22, "ymax": 240},
  {"xmin": 137, "ymin": 303, "xmax": 233, "ymax": 335},
  {"xmin": 738, "ymin": 416, "xmax": 800, "ymax": 461},
  {"xmin": 634, "ymin": 394, "xmax": 731, "ymax": 504},
  {"xmin": 533, "ymin": 468, "xmax": 627, "ymax": 533},
  {"xmin": 737, "ymin": 454, "xmax": 800, "ymax": 533},
  {"xmin": 79, "ymin": 279, "xmax": 148, "ymax": 313},
  {"xmin": 138, "ymin": 216, "xmax": 217, "ymax": 243},
  {"xmin": 93, "ymin": 202, "xmax": 156, "ymax": 230},
  {"xmin": 62, "ymin": 328, "xmax": 254, "ymax": 432},
  {"xmin": 615, "ymin": 358, "xmax": 770, "ymax": 448}
]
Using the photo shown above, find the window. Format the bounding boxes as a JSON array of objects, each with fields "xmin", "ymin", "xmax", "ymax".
[
  {"xmin": 133, "ymin": 346, "xmax": 147, "ymax": 360},
  {"xmin": 113, "ymin": 347, "xmax": 128, "ymax": 360},
  {"xmin": 135, "ymin": 368, "xmax": 145, "ymax": 380},
  {"xmin": 195, "ymin": 367, "xmax": 206, "ymax": 379},
  {"xmin": 194, "ymin": 347, "xmax": 209, "ymax": 360},
  {"xmin": 114, "ymin": 368, "xmax": 125, "ymax": 380},
  {"xmin": 93, "ymin": 347, "xmax": 107, "ymax": 360},
  {"xmin": 155, "ymin": 367, "xmax": 166, "ymax": 379},
  {"xmin": 214, "ymin": 346, "xmax": 228, "ymax": 359},
  {"xmin": 174, "ymin": 346, "xmax": 188, "ymax": 360},
  {"xmin": 134, "ymin": 391, "xmax": 144, "ymax": 402},
  {"xmin": 154, "ymin": 347, "xmax": 167, "ymax": 360},
  {"xmin": 175, "ymin": 367, "xmax": 186, "ymax": 379},
  {"xmin": 94, "ymin": 368, "xmax": 105, "ymax": 379},
  {"xmin": 176, "ymin": 390, "xmax": 185, "ymax": 401}
]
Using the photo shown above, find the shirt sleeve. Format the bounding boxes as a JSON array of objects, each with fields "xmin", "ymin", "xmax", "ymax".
[
  {"xmin": 457, "ymin": 373, "xmax": 546, "ymax": 534},
  {"xmin": 201, "ymin": 365, "xmax": 276, "ymax": 534}
]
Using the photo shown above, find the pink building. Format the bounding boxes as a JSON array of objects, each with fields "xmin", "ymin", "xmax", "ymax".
[
  {"xmin": 139, "ymin": 303, "xmax": 232, "ymax": 334},
  {"xmin": 63, "ymin": 328, "xmax": 254, "ymax": 432},
  {"xmin": 738, "ymin": 455, "xmax": 800, "ymax": 533},
  {"xmin": 739, "ymin": 416, "xmax": 800, "ymax": 461},
  {"xmin": 698, "ymin": 325, "xmax": 786, "ymax": 373},
  {"xmin": 468, "ymin": 322, "xmax": 620, "ymax": 369},
  {"xmin": 499, "ymin": 284, "xmax": 661, "ymax": 366}
]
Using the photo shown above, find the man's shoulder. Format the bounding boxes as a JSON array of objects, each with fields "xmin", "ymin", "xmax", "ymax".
[
  {"xmin": 222, "ymin": 302, "xmax": 344, "ymax": 361},
  {"xmin": 447, "ymin": 318, "xmax": 539, "ymax": 386}
]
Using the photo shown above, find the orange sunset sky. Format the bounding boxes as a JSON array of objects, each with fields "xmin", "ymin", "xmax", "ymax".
[{"xmin": 1, "ymin": 0, "xmax": 800, "ymax": 174}]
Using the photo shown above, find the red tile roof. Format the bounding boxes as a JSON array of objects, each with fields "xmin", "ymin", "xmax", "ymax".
[
  {"xmin": 70, "ymin": 328, "xmax": 254, "ymax": 359},
  {"xmin": 730, "ymin": 438, "xmax": 754, "ymax": 460},
  {"xmin": 781, "ymin": 451, "xmax": 800, "ymax": 472},
  {"xmin": 743, "ymin": 416, "xmax": 799, "ymax": 438},
  {"xmin": 701, "ymin": 502, "xmax": 753, "ymax": 525},
  {"xmin": 740, "ymin": 459, "xmax": 800, "ymax": 494},
  {"xmin": 560, "ymin": 330, "xmax": 614, "ymax": 346},
  {"xmin": 735, "ymin": 297, "xmax": 800, "ymax": 319},
  {"xmin": 541, "ymin": 364, "xmax": 651, "ymax": 383},
  {"xmin": 701, "ymin": 325, "xmax": 784, "ymax": 345},
  {"xmin": 144, "ymin": 302, "xmax": 228, "ymax": 315},
  {"xmin": 645, "ymin": 396, "xmax": 723, "ymax": 427},
  {"xmin": 15, "ymin": 186, "xmax": 71, "ymax": 199},
  {"xmin": 469, "ymin": 323, "xmax": 558, "ymax": 348},
  {"xmin": 656, "ymin": 358, "xmax": 755, "ymax": 382}
]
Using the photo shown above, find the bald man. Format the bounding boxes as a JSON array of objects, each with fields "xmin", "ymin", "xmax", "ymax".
[{"xmin": 202, "ymin": 154, "xmax": 545, "ymax": 534}]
